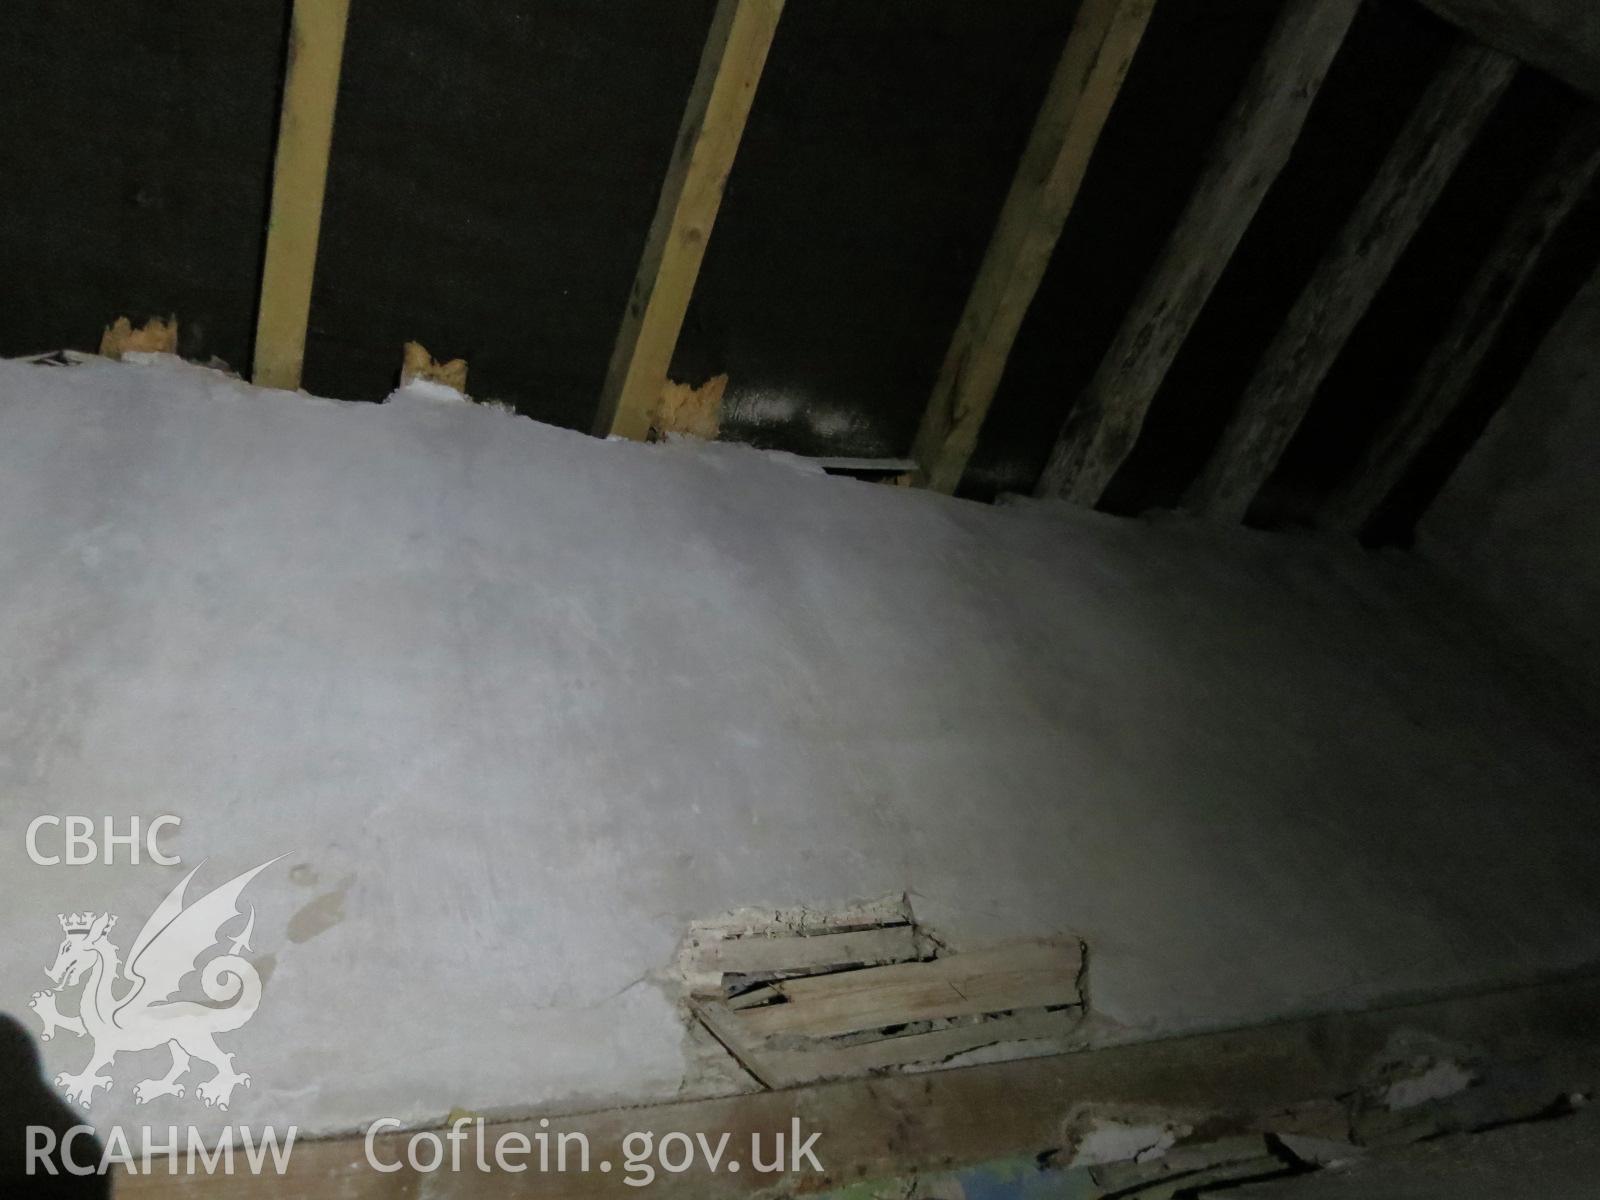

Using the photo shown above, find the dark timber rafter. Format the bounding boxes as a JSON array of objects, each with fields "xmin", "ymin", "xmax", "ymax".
[
  {"xmin": 1185, "ymin": 40, "xmax": 1518, "ymax": 522},
  {"xmin": 1415, "ymin": 0, "xmax": 1600, "ymax": 103},
  {"xmin": 1036, "ymin": 0, "xmax": 1362, "ymax": 505},
  {"xmin": 1321, "ymin": 113, "xmax": 1600, "ymax": 534}
]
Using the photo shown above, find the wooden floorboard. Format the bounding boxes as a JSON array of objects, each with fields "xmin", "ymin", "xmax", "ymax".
[{"xmin": 111, "ymin": 968, "xmax": 1600, "ymax": 1197}]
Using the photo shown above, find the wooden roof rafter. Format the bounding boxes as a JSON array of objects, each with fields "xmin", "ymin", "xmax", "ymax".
[
  {"xmin": 1320, "ymin": 111, "xmax": 1600, "ymax": 534},
  {"xmin": 908, "ymin": 0, "xmax": 1157, "ymax": 496},
  {"xmin": 252, "ymin": 0, "xmax": 351, "ymax": 392},
  {"xmin": 1035, "ymin": 0, "xmax": 1363, "ymax": 506},
  {"xmin": 594, "ymin": 0, "xmax": 785, "ymax": 442},
  {"xmin": 1185, "ymin": 39, "xmax": 1518, "ymax": 522}
]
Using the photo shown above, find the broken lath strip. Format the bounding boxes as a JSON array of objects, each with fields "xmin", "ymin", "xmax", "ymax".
[{"xmin": 685, "ymin": 902, "xmax": 1087, "ymax": 1090}]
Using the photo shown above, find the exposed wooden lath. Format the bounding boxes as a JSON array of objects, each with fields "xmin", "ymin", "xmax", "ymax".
[
  {"xmin": 694, "ymin": 923, "xmax": 924, "ymax": 978},
  {"xmin": 252, "ymin": 0, "xmax": 350, "ymax": 391},
  {"xmin": 693, "ymin": 937, "xmax": 1085, "ymax": 1089},
  {"xmin": 594, "ymin": 0, "xmax": 784, "ymax": 441},
  {"xmin": 1184, "ymin": 40, "xmax": 1518, "ymax": 522},
  {"xmin": 909, "ymin": 0, "xmax": 1155, "ymax": 495},
  {"xmin": 1321, "ymin": 113, "xmax": 1600, "ymax": 534},
  {"xmin": 1035, "ymin": 0, "xmax": 1361, "ymax": 506}
]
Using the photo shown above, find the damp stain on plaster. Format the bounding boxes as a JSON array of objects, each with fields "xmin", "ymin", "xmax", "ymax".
[
  {"xmin": 288, "ymin": 862, "xmax": 320, "ymax": 888},
  {"xmin": 287, "ymin": 875, "xmax": 353, "ymax": 943}
]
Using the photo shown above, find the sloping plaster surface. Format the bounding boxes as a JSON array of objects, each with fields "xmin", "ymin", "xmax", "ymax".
[
  {"xmin": 3, "ymin": 357, "xmax": 1598, "ymax": 1137},
  {"xmin": 1422, "ymin": 268, "xmax": 1600, "ymax": 714}
]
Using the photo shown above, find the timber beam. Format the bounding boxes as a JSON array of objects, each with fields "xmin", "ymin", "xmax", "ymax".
[
  {"xmin": 1416, "ymin": 0, "xmax": 1600, "ymax": 102},
  {"xmin": 593, "ymin": 0, "xmax": 784, "ymax": 441},
  {"xmin": 115, "ymin": 970, "xmax": 1600, "ymax": 1198},
  {"xmin": 1321, "ymin": 113, "xmax": 1600, "ymax": 533},
  {"xmin": 1186, "ymin": 40, "xmax": 1517, "ymax": 522},
  {"xmin": 1037, "ymin": 0, "xmax": 1362, "ymax": 504},
  {"xmin": 252, "ymin": 0, "xmax": 351, "ymax": 392},
  {"xmin": 909, "ymin": 0, "xmax": 1155, "ymax": 495}
]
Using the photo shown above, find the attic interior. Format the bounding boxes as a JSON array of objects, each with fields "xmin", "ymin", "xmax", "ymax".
[{"xmin": 3, "ymin": 0, "xmax": 1600, "ymax": 1196}]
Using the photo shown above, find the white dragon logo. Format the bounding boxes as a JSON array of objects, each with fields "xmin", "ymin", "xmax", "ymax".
[{"xmin": 27, "ymin": 857, "xmax": 281, "ymax": 1111}]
